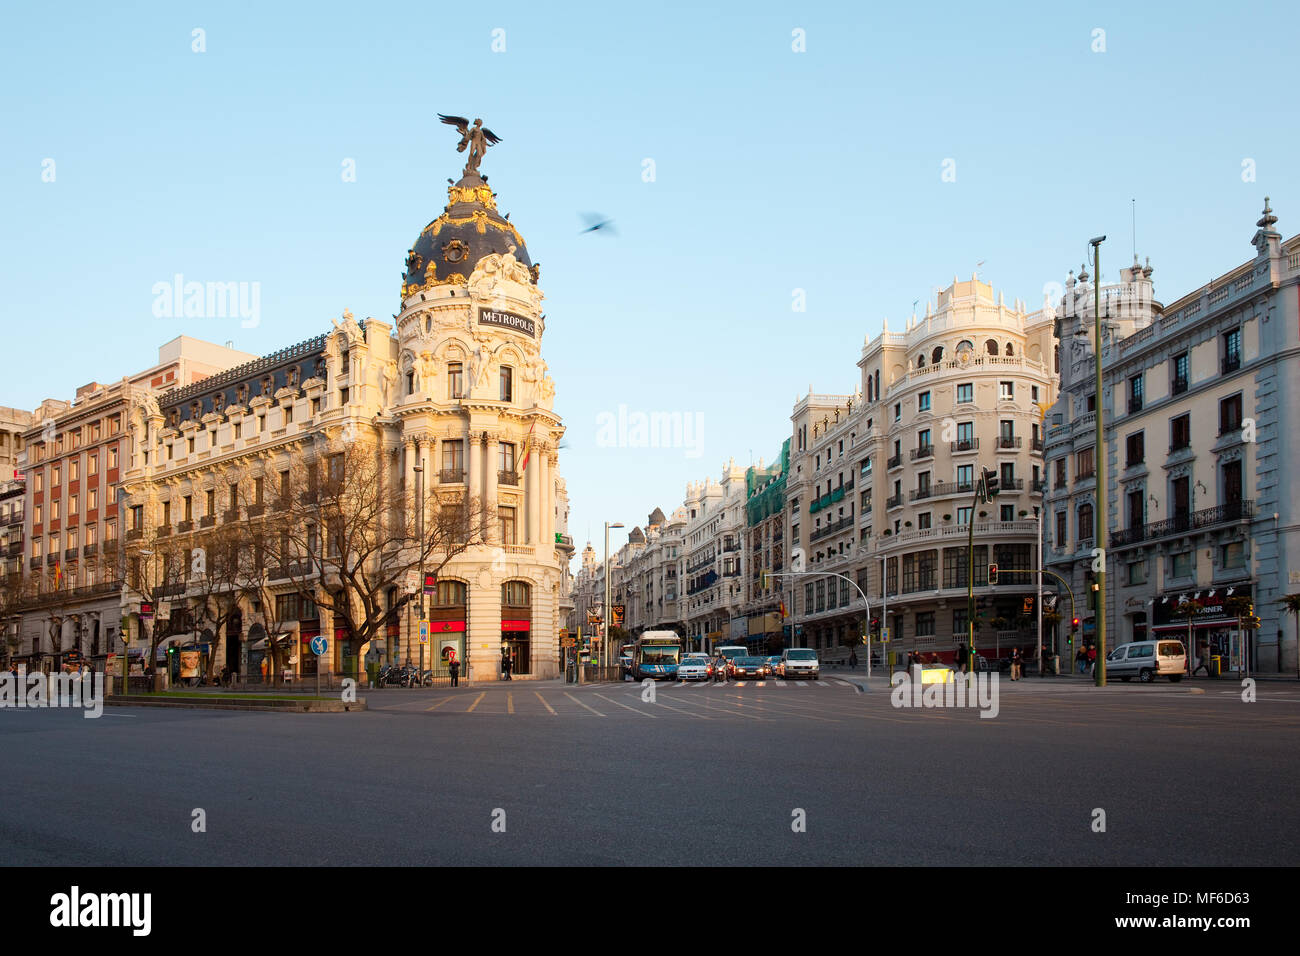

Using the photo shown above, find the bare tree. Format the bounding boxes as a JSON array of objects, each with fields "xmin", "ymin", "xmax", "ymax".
[
  {"xmin": 183, "ymin": 517, "xmax": 249, "ymax": 683},
  {"xmin": 267, "ymin": 435, "xmax": 483, "ymax": 676}
]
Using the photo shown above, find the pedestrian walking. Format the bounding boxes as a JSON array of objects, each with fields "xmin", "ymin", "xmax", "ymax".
[
  {"xmin": 955, "ymin": 642, "xmax": 969, "ymax": 674},
  {"xmin": 259, "ymin": 656, "xmax": 268, "ymax": 684},
  {"xmin": 501, "ymin": 650, "xmax": 512, "ymax": 681},
  {"xmin": 1010, "ymin": 647, "xmax": 1022, "ymax": 681},
  {"xmin": 449, "ymin": 656, "xmax": 460, "ymax": 687},
  {"xmin": 848, "ymin": 648, "xmax": 858, "ymax": 669}
]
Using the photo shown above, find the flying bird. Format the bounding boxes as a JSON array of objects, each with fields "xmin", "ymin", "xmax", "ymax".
[{"xmin": 580, "ymin": 212, "xmax": 617, "ymax": 236}]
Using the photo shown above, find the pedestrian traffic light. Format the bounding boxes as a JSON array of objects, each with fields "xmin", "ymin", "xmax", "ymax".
[
  {"xmin": 982, "ymin": 467, "xmax": 1000, "ymax": 498},
  {"xmin": 988, "ymin": 564, "xmax": 998, "ymax": 585},
  {"xmin": 871, "ymin": 617, "xmax": 881, "ymax": 635}
]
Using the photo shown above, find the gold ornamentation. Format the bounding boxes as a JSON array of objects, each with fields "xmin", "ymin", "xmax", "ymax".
[
  {"xmin": 442, "ymin": 239, "xmax": 469, "ymax": 263},
  {"xmin": 446, "ymin": 184, "xmax": 497, "ymax": 209}
]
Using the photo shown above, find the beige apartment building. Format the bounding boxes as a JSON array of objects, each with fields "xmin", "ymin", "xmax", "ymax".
[{"xmin": 788, "ymin": 277, "xmax": 1057, "ymax": 663}]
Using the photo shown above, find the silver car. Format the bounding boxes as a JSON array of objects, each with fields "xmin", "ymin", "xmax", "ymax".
[{"xmin": 677, "ymin": 654, "xmax": 711, "ymax": 682}]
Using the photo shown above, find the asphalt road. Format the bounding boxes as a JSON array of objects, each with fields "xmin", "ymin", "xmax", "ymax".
[{"xmin": 3, "ymin": 675, "xmax": 1297, "ymax": 865}]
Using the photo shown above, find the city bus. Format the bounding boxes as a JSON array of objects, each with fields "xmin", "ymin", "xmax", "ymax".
[{"xmin": 632, "ymin": 631, "xmax": 682, "ymax": 681}]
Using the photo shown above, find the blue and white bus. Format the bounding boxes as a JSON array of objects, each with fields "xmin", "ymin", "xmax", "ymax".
[{"xmin": 632, "ymin": 631, "xmax": 682, "ymax": 681}]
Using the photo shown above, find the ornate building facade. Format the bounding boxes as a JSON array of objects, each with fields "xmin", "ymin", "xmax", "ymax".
[{"xmin": 117, "ymin": 161, "xmax": 569, "ymax": 681}]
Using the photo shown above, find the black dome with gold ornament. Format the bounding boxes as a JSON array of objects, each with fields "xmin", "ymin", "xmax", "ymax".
[{"xmin": 401, "ymin": 172, "xmax": 536, "ymax": 299}]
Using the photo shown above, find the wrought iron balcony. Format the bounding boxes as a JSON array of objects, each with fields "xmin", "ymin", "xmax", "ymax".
[
  {"xmin": 177, "ymin": 520, "xmax": 194, "ymax": 533},
  {"xmin": 82, "ymin": 543, "xmax": 98, "ymax": 557},
  {"xmin": 886, "ymin": 493, "xmax": 904, "ymax": 509},
  {"xmin": 498, "ymin": 470, "xmax": 519, "ymax": 486},
  {"xmin": 1128, "ymin": 397, "xmax": 1143, "ymax": 413},
  {"xmin": 998, "ymin": 436, "xmax": 1022, "ymax": 449},
  {"xmin": 200, "ymin": 515, "xmax": 216, "ymax": 528},
  {"xmin": 1222, "ymin": 354, "xmax": 1241, "ymax": 374},
  {"xmin": 1109, "ymin": 499, "xmax": 1255, "ymax": 549},
  {"xmin": 887, "ymin": 454, "xmax": 903, "ymax": 469},
  {"xmin": 910, "ymin": 445, "xmax": 934, "ymax": 461},
  {"xmin": 156, "ymin": 525, "xmax": 172, "ymax": 538},
  {"xmin": 1172, "ymin": 376, "xmax": 1189, "ymax": 395},
  {"xmin": 440, "ymin": 469, "xmax": 466, "ymax": 484}
]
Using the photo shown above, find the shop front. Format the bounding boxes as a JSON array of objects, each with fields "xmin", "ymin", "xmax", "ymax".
[
  {"xmin": 502, "ymin": 580, "xmax": 533, "ymax": 677},
  {"xmin": 1151, "ymin": 586, "xmax": 1254, "ymax": 674}
]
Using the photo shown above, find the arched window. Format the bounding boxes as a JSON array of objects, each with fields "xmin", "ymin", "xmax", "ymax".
[
  {"xmin": 916, "ymin": 354, "xmax": 926, "ymax": 368},
  {"xmin": 434, "ymin": 580, "xmax": 467, "ymax": 607},
  {"xmin": 957, "ymin": 340, "xmax": 974, "ymax": 353},
  {"xmin": 1054, "ymin": 345, "xmax": 1060, "ymax": 373},
  {"xmin": 1004, "ymin": 342, "xmax": 1014, "ymax": 357},
  {"xmin": 985, "ymin": 339, "xmax": 999, "ymax": 356},
  {"xmin": 931, "ymin": 346, "xmax": 944, "ymax": 364},
  {"xmin": 874, "ymin": 370, "xmax": 880, "ymax": 398},
  {"xmin": 502, "ymin": 580, "xmax": 531, "ymax": 607},
  {"xmin": 867, "ymin": 376, "xmax": 873, "ymax": 402}
]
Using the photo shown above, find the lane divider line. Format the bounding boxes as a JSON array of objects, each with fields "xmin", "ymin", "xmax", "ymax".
[
  {"xmin": 466, "ymin": 691, "xmax": 487, "ymax": 713},
  {"xmin": 564, "ymin": 691, "xmax": 606, "ymax": 717},
  {"xmin": 534, "ymin": 691, "xmax": 557, "ymax": 715}
]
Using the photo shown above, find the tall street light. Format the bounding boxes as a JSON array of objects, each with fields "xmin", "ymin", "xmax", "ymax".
[
  {"xmin": 603, "ymin": 521, "xmax": 624, "ymax": 669},
  {"xmin": 414, "ymin": 460, "xmax": 424, "ymax": 676},
  {"xmin": 1090, "ymin": 235, "xmax": 1109, "ymax": 686}
]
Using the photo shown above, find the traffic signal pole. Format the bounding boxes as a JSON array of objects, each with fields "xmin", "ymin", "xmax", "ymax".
[{"xmin": 768, "ymin": 570, "xmax": 871, "ymax": 679}]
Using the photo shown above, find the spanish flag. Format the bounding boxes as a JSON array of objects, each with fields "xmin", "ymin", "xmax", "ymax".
[
  {"xmin": 779, "ymin": 600, "xmax": 788, "ymax": 619},
  {"xmin": 519, "ymin": 420, "xmax": 537, "ymax": 471},
  {"xmin": 54, "ymin": 562, "xmax": 64, "ymax": 589}
]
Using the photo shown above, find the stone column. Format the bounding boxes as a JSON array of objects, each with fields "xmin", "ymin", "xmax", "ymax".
[
  {"xmin": 468, "ymin": 430, "xmax": 483, "ymax": 524},
  {"xmin": 485, "ymin": 434, "xmax": 499, "ymax": 544},
  {"xmin": 539, "ymin": 447, "xmax": 553, "ymax": 550},
  {"xmin": 403, "ymin": 437, "xmax": 417, "ymax": 504},
  {"xmin": 526, "ymin": 435, "xmax": 541, "ymax": 545}
]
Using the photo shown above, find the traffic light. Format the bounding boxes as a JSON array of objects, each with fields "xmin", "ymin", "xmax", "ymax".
[
  {"xmin": 871, "ymin": 617, "xmax": 881, "ymax": 635},
  {"xmin": 760, "ymin": 570, "xmax": 770, "ymax": 589},
  {"xmin": 988, "ymin": 564, "xmax": 999, "ymax": 585},
  {"xmin": 982, "ymin": 467, "xmax": 1000, "ymax": 498}
]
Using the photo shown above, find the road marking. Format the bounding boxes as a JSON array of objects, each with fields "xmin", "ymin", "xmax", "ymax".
[
  {"xmin": 424, "ymin": 697, "xmax": 455, "ymax": 712},
  {"xmin": 507, "ymin": 692, "xmax": 515, "ymax": 714},
  {"xmin": 721, "ymin": 692, "xmax": 839, "ymax": 722},
  {"xmin": 101, "ymin": 713, "xmax": 138, "ymax": 717},
  {"xmin": 652, "ymin": 699, "xmax": 714, "ymax": 719},
  {"xmin": 775, "ymin": 679, "xmax": 786, "ymax": 687},
  {"xmin": 466, "ymin": 692, "xmax": 487, "ymax": 713},
  {"xmin": 594, "ymin": 693, "xmax": 657, "ymax": 717},
  {"xmin": 534, "ymin": 691, "xmax": 556, "ymax": 715},
  {"xmin": 564, "ymin": 692, "xmax": 606, "ymax": 717}
]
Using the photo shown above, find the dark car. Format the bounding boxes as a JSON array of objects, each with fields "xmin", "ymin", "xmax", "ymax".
[{"xmin": 731, "ymin": 656, "xmax": 768, "ymax": 680}]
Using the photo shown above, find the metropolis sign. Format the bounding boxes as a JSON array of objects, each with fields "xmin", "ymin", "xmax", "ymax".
[{"xmin": 478, "ymin": 308, "xmax": 535, "ymax": 337}]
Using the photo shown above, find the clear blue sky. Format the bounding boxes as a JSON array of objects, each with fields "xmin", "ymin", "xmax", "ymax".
[{"xmin": 3, "ymin": 1, "xmax": 1297, "ymax": 562}]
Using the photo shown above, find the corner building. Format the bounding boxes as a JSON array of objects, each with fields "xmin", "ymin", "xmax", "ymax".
[{"xmin": 120, "ymin": 166, "xmax": 567, "ymax": 681}]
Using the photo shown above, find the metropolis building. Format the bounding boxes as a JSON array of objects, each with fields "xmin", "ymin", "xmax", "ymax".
[{"xmin": 116, "ymin": 152, "xmax": 571, "ymax": 681}]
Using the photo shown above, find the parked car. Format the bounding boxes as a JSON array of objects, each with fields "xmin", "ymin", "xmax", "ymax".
[
  {"xmin": 779, "ymin": 648, "xmax": 820, "ymax": 679},
  {"xmin": 1106, "ymin": 640, "xmax": 1186, "ymax": 682},
  {"xmin": 677, "ymin": 654, "xmax": 711, "ymax": 682},
  {"xmin": 731, "ymin": 656, "xmax": 768, "ymax": 680}
]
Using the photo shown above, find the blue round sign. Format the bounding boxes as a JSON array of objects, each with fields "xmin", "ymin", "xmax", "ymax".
[{"xmin": 310, "ymin": 636, "xmax": 329, "ymax": 657}]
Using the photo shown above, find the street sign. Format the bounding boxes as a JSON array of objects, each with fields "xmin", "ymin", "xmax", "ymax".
[
  {"xmin": 310, "ymin": 636, "xmax": 329, "ymax": 656},
  {"xmin": 418, "ymin": 621, "xmax": 430, "ymax": 645},
  {"xmin": 562, "ymin": 637, "xmax": 576, "ymax": 648},
  {"xmin": 880, "ymin": 627, "xmax": 890, "ymax": 643}
]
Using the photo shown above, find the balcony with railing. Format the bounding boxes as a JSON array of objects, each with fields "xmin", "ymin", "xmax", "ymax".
[
  {"xmin": 1128, "ymin": 397, "xmax": 1143, "ymax": 414},
  {"xmin": 911, "ymin": 479, "xmax": 974, "ymax": 502},
  {"xmin": 910, "ymin": 444, "xmax": 935, "ymax": 461},
  {"xmin": 1031, "ymin": 437, "xmax": 1043, "ymax": 452},
  {"xmin": 200, "ymin": 515, "xmax": 216, "ymax": 528},
  {"xmin": 5, "ymin": 509, "xmax": 23, "ymax": 526},
  {"xmin": 1172, "ymin": 376, "xmax": 1189, "ymax": 395},
  {"xmin": 498, "ymin": 470, "xmax": 519, "ymax": 487},
  {"xmin": 810, "ymin": 516, "xmax": 855, "ymax": 543},
  {"xmin": 103, "ymin": 539, "xmax": 118, "ymax": 554},
  {"xmin": 886, "ymin": 493, "xmax": 904, "ymax": 509},
  {"xmin": 156, "ymin": 525, "xmax": 172, "ymax": 538},
  {"xmin": 887, "ymin": 453, "xmax": 903, "ymax": 470},
  {"xmin": 1109, "ymin": 499, "xmax": 1255, "ymax": 549},
  {"xmin": 177, "ymin": 519, "xmax": 194, "ymax": 533},
  {"xmin": 997, "ymin": 436, "xmax": 1022, "ymax": 450},
  {"xmin": 82, "ymin": 543, "xmax": 98, "ymax": 557},
  {"xmin": 440, "ymin": 469, "xmax": 466, "ymax": 484},
  {"xmin": 1222, "ymin": 354, "xmax": 1241, "ymax": 374},
  {"xmin": 950, "ymin": 438, "xmax": 979, "ymax": 454}
]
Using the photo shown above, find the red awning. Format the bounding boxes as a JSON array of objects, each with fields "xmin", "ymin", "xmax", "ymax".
[
  {"xmin": 501, "ymin": 620, "xmax": 531, "ymax": 631},
  {"xmin": 432, "ymin": 621, "xmax": 466, "ymax": 633}
]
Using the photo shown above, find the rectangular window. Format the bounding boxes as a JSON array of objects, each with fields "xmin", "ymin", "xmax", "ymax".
[
  {"xmin": 70, "ymin": 460, "xmax": 79, "ymax": 480},
  {"xmin": 1171, "ymin": 551, "xmax": 1194, "ymax": 578},
  {"xmin": 442, "ymin": 440, "xmax": 465, "ymax": 473},
  {"xmin": 1000, "ymin": 504, "xmax": 1015, "ymax": 522},
  {"xmin": 499, "ymin": 442, "xmax": 516, "ymax": 473},
  {"xmin": 1129, "ymin": 374, "xmax": 1144, "ymax": 412},
  {"xmin": 957, "ymin": 506, "xmax": 973, "ymax": 525},
  {"xmin": 1127, "ymin": 560, "xmax": 1147, "ymax": 585},
  {"xmin": 917, "ymin": 512, "xmax": 931, "ymax": 530},
  {"xmin": 499, "ymin": 506, "xmax": 517, "ymax": 545},
  {"xmin": 1221, "ymin": 541, "xmax": 1245, "ymax": 570},
  {"xmin": 916, "ymin": 612, "xmax": 935, "ymax": 637},
  {"xmin": 183, "ymin": 495, "xmax": 192, "ymax": 520},
  {"xmin": 1055, "ymin": 511, "xmax": 1067, "ymax": 547},
  {"xmin": 1219, "ymin": 394, "xmax": 1243, "ymax": 435},
  {"xmin": 1171, "ymin": 413, "xmax": 1191, "ymax": 451},
  {"xmin": 1222, "ymin": 329, "xmax": 1241, "ymax": 373},
  {"xmin": 957, "ymin": 383, "xmax": 973, "ymax": 404},
  {"xmin": 448, "ymin": 363, "xmax": 464, "ymax": 399},
  {"xmin": 1076, "ymin": 447, "xmax": 1095, "ymax": 479},
  {"xmin": 283, "ymin": 405, "xmax": 294, "ymax": 424},
  {"xmin": 893, "ymin": 402, "xmax": 901, "ymax": 422},
  {"xmin": 88, "ymin": 488, "xmax": 97, "ymax": 511},
  {"xmin": 1172, "ymin": 352, "xmax": 1189, "ymax": 394},
  {"xmin": 999, "ymin": 381, "xmax": 1014, "ymax": 400},
  {"xmin": 956, "ymin": 421, "xmax": 973, "ymax": 447},
  {"xmin": 1126, "ymin": 432, "xmax": 1144, "ymax": 466},
  {"xmin": 500, "ymin": 367, "xmax": 513, "ymax": 402},
  {"xmin": 1054, "ymin": 458, "xmax": 1066, "ymax": 489},
  {"xmin": 206, "ymin": 489, "xmax": 215, "ymax": 515},
  {"xmin": 957, "ymin": 464, "xmax": 974, "ymax": 489},
  {"xmin": 918, "ymin": 391, "xmax": 931, "ymax": 412}
]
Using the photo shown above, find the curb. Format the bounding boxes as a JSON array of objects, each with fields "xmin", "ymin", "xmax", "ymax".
[{"xmin": 106, "ymin": 695, "xmax": 366, "ymax": 713}]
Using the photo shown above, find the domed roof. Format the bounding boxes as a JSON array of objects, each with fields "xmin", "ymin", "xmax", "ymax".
[{"xmin": 401, "ymin": 173, "xmax": 536, "ymax": 299}]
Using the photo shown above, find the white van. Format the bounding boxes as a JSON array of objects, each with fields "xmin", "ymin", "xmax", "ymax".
[{"xmin": 1105, "ymin": 640, "xmax": 1187, "ymax": 682}]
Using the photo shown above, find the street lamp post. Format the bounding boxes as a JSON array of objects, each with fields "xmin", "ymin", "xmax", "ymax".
[
  {"xmin": 414, "ymin": 461, "xmax": 424, "ymax": 677},
  {"xmin": 1090, "ymin": 235, "xmax": 1108, "ymax": 687},
  {"xmin": 603, "ymin": 521, "xmax": 624, "ymax": 670}
]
